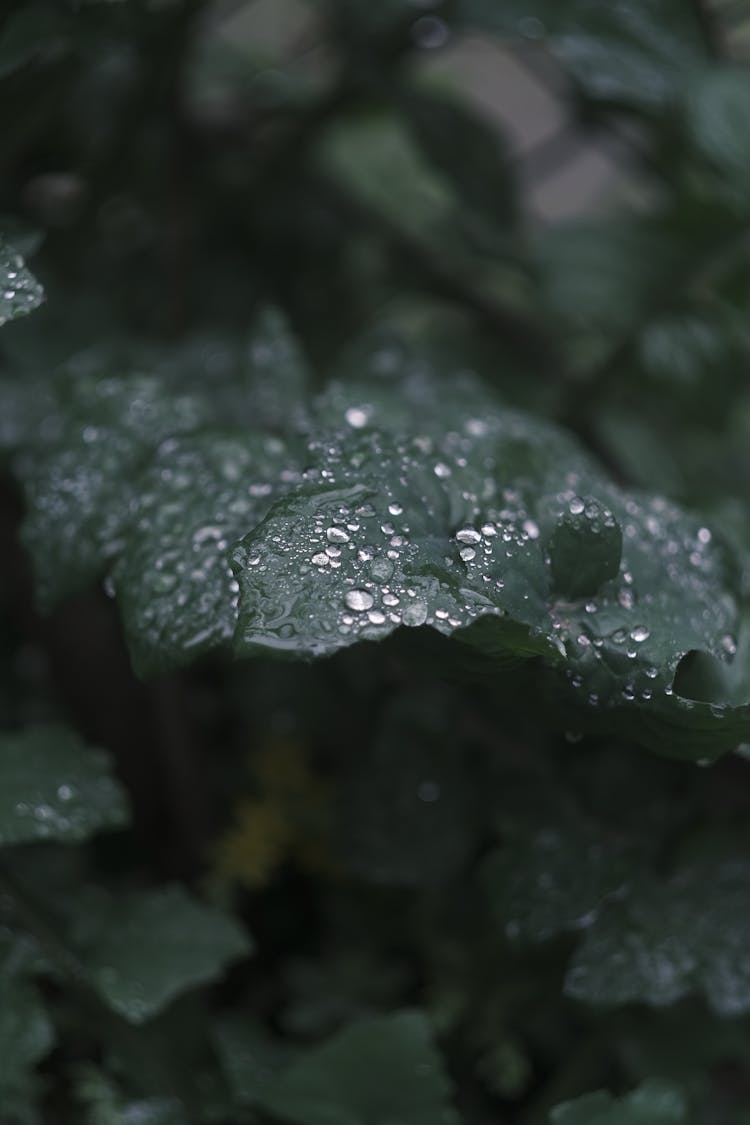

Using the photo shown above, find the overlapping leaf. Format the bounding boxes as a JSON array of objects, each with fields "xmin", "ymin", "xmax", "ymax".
[{"xmin": 13, "ymin": 328, "xmax": 750, "ymax": 758}]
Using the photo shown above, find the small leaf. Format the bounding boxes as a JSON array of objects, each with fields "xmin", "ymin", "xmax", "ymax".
[
  {"xmin": 258, "ymin": 1010, "xmax": 460, "ymax": 1125},
  {"xmin": 551, "ymin": 1080, "xmax": 687, "ymax": 1124},
  {"xmin": 78, "ymin": 885, "xmax": 252, "ymax": 1023},
  {"xmin": 0, "ymin": 725, "xmax": 129, "ymax": 846},
  {"xmin": 564, "ymin": 860, "xmax": 750, "ymax": 1016},
  {"xmin": 0, "ymin": 239, "xmax": 43, "ymax": 328}
]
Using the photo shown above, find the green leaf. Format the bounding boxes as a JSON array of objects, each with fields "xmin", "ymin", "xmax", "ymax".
[
  {"xmin": 257, "ymin": 1010, "xmax": 460, "ymax": 1125},
  {"xmin": 564, "ymin": 860, "xmax": 750, "ymax": 1016},
  {"xmin": 0, "ymin": 978, "xmax": 54, "ymax": 1123},
  {"xmin": 0, "ymin": 239, "xmax": 44, "ymax": 328},
  {"xmin": 317, "ymin": 111, "xmax": 458, "ymax": 240},
  {"xmin": 15, "ymin": 345, "xmax": 750, "ymax": 758},
  {"xmin": 550, "ymin": 1080, "xmax": 687, "ymax": 1124},
  {"xmin": 533, "ymin": 221, "xmax": 687, "ymax": 338},
  {"xmin": 548, "ymin": 497, "xmax": 622, "ymax": 598},
  {"xmin": 213, "ymin": 1017, "xmax": 297, "ymax": 1107},
  {"xmin": 17, "ymin": 374, "xmax": 208, "ymax": 609},
  {"xmin": 75, "ymin": 885, "xmax": 252, "ymax": 1024},
  {"xmin": 482, "ymin": 819, "xmax": 630, "ymax": 944},
  {"xmin": 398, "ymin": 85, "xmax": 516, "ymax": 242},
  {"xmin": 0, "ymin": 725, "xmax": 129, "ymax": 846},
  {"xmin": 688, "ymin": 67, "xmax": 750, "ymax": 203},
  {"xmin": 111, "ymin": 430, "xmax": 298, "ymax": 677}
]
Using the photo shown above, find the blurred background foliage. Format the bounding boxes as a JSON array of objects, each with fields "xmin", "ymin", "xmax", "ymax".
[{"xmin": 4, "ymin": 1, "xmax": 750, "ymax": 1123}]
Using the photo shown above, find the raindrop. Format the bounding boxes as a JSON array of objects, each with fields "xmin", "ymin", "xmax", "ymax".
[
  {"xmin": 345, "ymin": 406, "xmax": 370, "ymax": 428},
  {"xmin": 630, "ymin": 625, "xmax": 650, "ymax": 643},
  {"xmin": 402, "ymin": 600, "xmax": 428, "ymax": 627},
  {"xmin": 345, "ymin": 589, "xmax": 374, "ymax": 612},
  {"xmin": 326, "ymin": 526, "xmax": 350, "ymax": 544},
  {"xmin": 456, "ymin": 526, "xmax": 481, "ymax": 545}
]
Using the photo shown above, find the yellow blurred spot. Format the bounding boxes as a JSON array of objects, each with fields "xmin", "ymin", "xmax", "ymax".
[{"xmin": 213, "ymin": 737, "xmax": 336, "ymax": 889}]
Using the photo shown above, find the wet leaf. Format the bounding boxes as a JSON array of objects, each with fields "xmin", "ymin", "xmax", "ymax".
[
  {"xmin": 17, "ymin": 374, "xmax": 208, "ymax": 609},
  {"xmin": 482, "ymin": 820, "xmax": 630, "ymax": 944},
  {"xmin": 111, "ymin": 430, "xmax": 299, "ymax": 677},
  {"xmin": 0, "ymin": 725, "xmax": 129, "ymax": 846},
  {"xmin": 15, "ymin": 349, "xmax": 750, "ymax": 759},
  {"xmin": 551, "ymin": 1080, "xmax": 687, "ymax": 1124},
  {"xmin": 564, "ymin": 860, "xmax": 750, "ymax": 1016},
  {"xmin": 688, "ymin": 67, "xmax": 750, "ymax": 203},
  {"xmin": 0, "ymin": 239, "xmax": 43, "ymax": 328},
  {"xmin": 257, "ymin": 1010, "xmax": 460, "ymax": 1125}
]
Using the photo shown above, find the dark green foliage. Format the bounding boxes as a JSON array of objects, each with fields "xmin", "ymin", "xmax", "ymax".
[{"xmin": 3, "ymin": 2, "xmax": 750, "ymax": 1122}]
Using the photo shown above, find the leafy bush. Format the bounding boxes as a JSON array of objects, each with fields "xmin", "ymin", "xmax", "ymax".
[{"xmin": 3, "ymin": 1, "xmax": 750, "ymax": 1122}]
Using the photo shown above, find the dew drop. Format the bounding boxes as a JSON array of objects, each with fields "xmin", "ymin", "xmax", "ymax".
[
  {"xmin": 345, "ymin": 589, "xmax": 374, "ymax": 612},
  {"xmin": 326, "ymin": 526, "xmax": 350, "ymax": 544},
  {"xmin": 345, "ymin": 406, "xmax": 370, "ymax": 428}
]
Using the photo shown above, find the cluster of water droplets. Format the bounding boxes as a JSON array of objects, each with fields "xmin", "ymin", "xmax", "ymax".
[
  {"xmin": 2, "ymin": 730, "xmax": 128, "ymax": 846},
  {"xmin": 0, "ymin": 240, "xmax": 44, "ymax": 327},
  {"xmin": 113, "ymin": 432, "xmax": 298, "ymax": 673},
  {"xmin": 231, "ymin": 403, "xmax": 584, "ymax": 656}
]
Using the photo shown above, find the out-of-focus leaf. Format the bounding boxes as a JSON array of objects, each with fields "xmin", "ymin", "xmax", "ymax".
[
  {"xmin": 482, "ymin": 819, "xmax": 630, "ymax": 943},
  {"xmin": 0, "ymin": 725, "xmax": 129, "ymax": 846},
  {"xmin": 399, "ymin": 85, "xmax": 516, "ymax": 242},
  {"xmin": 213, "ymin": 1017, "xmax": 297, "ymax": 1107},
  {"xmin": 533, "ymin": 221, "xmax": 687, "ymax": 338},
  {"xmin": 0, "ymin": 3, "xmax": 68, "ymax": 78},
  {"xmin": 0, "ymin": 978, "xmax": 54, "ymax": 1124},
  {"xmin": 257, "ymin": 1010, "xmax": 460, "ymax": 1125},
  {"xmin": 75, "ymin": 885, "xmax": 252, "ymax": 1024},
  {"xmin": 0, "ymin": 239, "xmax": 44, "ymax": 328},
  {"xmin": 451, "ymin": 1, "xmax": 707, "ymax": 108},
  {"xmin": 688, "ymin": 67, "xmax": 750, "ymax": 202},
  {"xmin": 550, "ymin": 1080, "xmax": 687, "ymax": 1123},
  {"xmin": 565, "ymin": 860, "xmax": 750, "ymax": 1016},
  {"xmin": 317, "ymin": 111, "xmax": 456, "ymax": 240}
]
